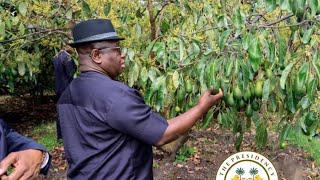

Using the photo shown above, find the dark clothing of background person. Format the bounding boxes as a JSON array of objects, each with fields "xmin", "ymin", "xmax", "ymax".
[
  {"xmin": 0, "ymin": 118, "xmax": 51, "ymax": 175},
  {"xmin": 52, "ymin": 50, "xmax": 76, "ymax": 140},
  {"xmin": 58, "ymin": 72, "xmax": 168, "ymax": 179}
]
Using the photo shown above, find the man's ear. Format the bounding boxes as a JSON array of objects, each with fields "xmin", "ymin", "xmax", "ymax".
[{"xmin": 90, "ymin": 49, "xmax": 102, "ymax": 64}]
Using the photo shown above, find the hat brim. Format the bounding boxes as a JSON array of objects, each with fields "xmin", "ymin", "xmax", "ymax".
[{"xmin": 69, "ymin": 36, "xmax": 125, "ymax": 48}]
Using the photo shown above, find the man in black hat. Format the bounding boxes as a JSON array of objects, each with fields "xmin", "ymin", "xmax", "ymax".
[{"xmin": 57, "ymin": 19, "xmax": 223, "ymax": 179}]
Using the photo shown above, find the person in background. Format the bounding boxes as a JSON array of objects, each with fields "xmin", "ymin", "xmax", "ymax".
[
  {"xmin": 52, "ymin": 45, "xmax": 76, "ymax": 140},
  {"xmin": 0, "ymin": 117, "xmax": 51, "ymax": 179},
  {"xmin": 58, "ymin": 19, "xmax": 223, "ymax": 179}
]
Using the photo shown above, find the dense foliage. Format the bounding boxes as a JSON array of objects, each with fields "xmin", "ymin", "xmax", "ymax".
[{"xmin": 1, "ymin": 0, "xmax": 320, "ymax": 150}]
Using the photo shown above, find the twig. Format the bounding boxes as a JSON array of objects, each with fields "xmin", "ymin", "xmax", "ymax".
[{"xmin": 0, "ymin": 28, "xmax": 70, "ymax": 43}]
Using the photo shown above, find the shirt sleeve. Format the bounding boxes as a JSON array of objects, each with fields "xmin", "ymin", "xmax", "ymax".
[
  {"xmin": 107, "ymin": 88, "xmax": 168, "ymax": 145},
  {"xmin": 1, "ymin": 119, "xmax": 51, "ymax": 175}
]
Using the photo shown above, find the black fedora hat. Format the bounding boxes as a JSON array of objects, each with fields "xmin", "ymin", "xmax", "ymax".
[{"xmin": 69, "ymin": 19, "xmax": 124, "ymax": 47}]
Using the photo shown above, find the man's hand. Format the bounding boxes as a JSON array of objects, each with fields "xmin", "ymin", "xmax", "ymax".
[
  {"xmin": 0, "ymin": 149, "xmax": 43, "ymax": 180},
  {"xmin": 198, "ymin": 87, "xmax": 224, "ymax": 113}
]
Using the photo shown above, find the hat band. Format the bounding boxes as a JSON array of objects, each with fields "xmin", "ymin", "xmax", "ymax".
[{"xmin": 75, "ymin": 32, "xmax": 118, "ymax": 43}]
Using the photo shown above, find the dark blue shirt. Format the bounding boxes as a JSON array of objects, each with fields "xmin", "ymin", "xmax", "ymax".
[
  {"xmin": 57, "ymin": 72, "xmax": 168, "ymax": 180},
  {"xmin": 52, "ymin": 50, "xmax": 76, "ymax": 97},
  {"xmin": 0, "ymin": 119, "xmax": 51, "ymax": 175}
]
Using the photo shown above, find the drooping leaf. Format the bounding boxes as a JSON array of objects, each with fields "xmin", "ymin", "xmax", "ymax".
[
  {"xmin": 256, "ymin": 122, "xmax": 268, "ymax": 148},
  {"xmin": 262, "ymin": 79, "xmax": 270, "ymax": 102},
  {"xmin": 309, "ymin": 0, "xmax": 318, "ymax": 16},
  {"xmin": 279, "ymin": 124, "xmax": 292, "ymax": 144},
  {"xmin": 278, "ymin": 37, "xmax": 286, "ymax": 65},
  {"xmin": 225, "ymin": 60, "xmax": 234, "ymax": 77},
  {"xmin": 303, "ymin": 28, "xmax": 314, "ymax": 44},
  {"xmin": 0, "ymin": 21, "xmax": 5, "ymax": 37},
  {"xmin": 128, "ymin": 63, "xmax": 140, "ymax": 87},
  {"xmin": 218, "ymin": 29, "xmax": 232, "ymax": 50},
  {"xmin": 18, "ymin": 63, "xmax": 25, "ymax": 76},
  {"xmin": 18, "ymin": 2, "xmax": 27, "ymax": 16},
  {"xmin": 299, "ymin": 96, "xmax": 311, "ymax": 109},
  {"xmin": 66, "ymin": 9, "xmax": 73, "ymax": 19},
  {"xmin": 19, "ymin": 23, "xmax": 25, "ymax": 35},
  {"xmin": 233, "ymin": 8, "xmax": 244, "ymax": 30},
  {"xmin": 286, "ymin": 88, "xmax": 296, "ymax": 113},
  {"xmin": 280, "ymin": 63, "xmax": 294, "ymax": 89},
  {"xmin": 140, "ymin": 67, "xmax": 148, "ymax": 82},
  {"xmin": 81, "ymin": 0, "xmax": 91, "ymax": 17},
  {"xmin": 145, "ymin": 76, "xmax": 165, "ymax": 103},
  {"xmin": 202, "ymin": 109, "xmax": 214, "ymax": 129},
  {"xmin": 307, "ymin": 79, "xmax": 318, "ymax": 101},
  {"xmin": 145, "ymin": 39, "xmax": 157, "ymax": 60},
  {"xmin": 179, "ymin": 38, "xmax": 184, "ymax": 61},
  {"xmin": 104, "ymin": 1, "xmax": 111, "ymax": 16},
  {"xmin": 172, "ymin": 71, "xmax": 180, "ymax": 89},
  {"xmin": 266, "ymin": 41, "xmax": 275, "ymax": 62},
  {"xmin": 280, "ymin": 0, "xmax": 290, "ymax": 10},
  {"xmin": 248, "ymin": 38, "xmax": 262, "ymax": 72},
  {"xmin": 297, "ymin": 62, "xmax": 309, "ymax": 84},
  {"xmin": 235, "ymin": 132, "xmax": 243, "ymax": 152},
  {"xmin": 266, "ymin": 0, "xmax": 276, "ymax": 11}
]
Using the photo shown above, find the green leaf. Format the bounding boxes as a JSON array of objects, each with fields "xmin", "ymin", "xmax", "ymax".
[
  {"xmin": 233, "ymin": 8, "xmax": 244, "ymax": 30},
  {"xmin": 309, "ymin": 0, "xmax": 318, "ymax": 16},
  {"xmin": 278, "ymin": 37, "xmax": 286, "ymax": 65},
  {"xmin": 145, "ymin": 76, "xmax": 165, "ymax": 103},
  {"xmin": 217, "ymin": 15, "xmax": 228, "ymax": 28},
  {"xmin": 266, "ymin": 41, "xmax": 275, "ymax": 62},
  {"xmin": 18, "ymin": 2, "xmax": 27, "ymax": 16},
  {"xmin": 145, "ymin": 39, "xmax": 157, "ymax": 60},
  {"xmin": 179, "ymin": 38, "xmax": 184, "ymax": 61},
  {"xmin": 297, "ymin": 62, "xmax": 309, "ymax": 84},
  {"xmin": 128, "ymin": 63, "xmax": 139, "ymax": 87},
  {"xmin": 127, "ymin": 48, "xmax": 135, "ymax": 61},
  {"xmin": 156, "ymin": 84, "xmax": 165, "ymax": 112},
  {"xmin": 225, "ymin": 60, "xmax": 234, "ymax": 77},
  {"xmin": 248, "ymin": 38, "xmax": 262, "ymax": 72},
  {"xmin": 280, "ymin": 63, "xmax": 294, "ymax": 89},
  {"xmin": 286, "ymin": 88, "xmax": 296, "ymax": 113},
  {"xmin": 140, "ymin": 67, "xmax": 148, "ymax": 82},
  {"xmin": 262, "ymin": 79, "xmax": 270, "ymax": 102},
  {"xmin": 242, "ymin": 33, "xmax": 252, "ymax": 51},
  {"xmin": 302, "ymin": 28, "xmax": 314, "ymax": 44},
  {"xmin": 218, "ymin": 29, "xmax": 232, "ymax": 50},
  {"xmin": 234, "ymin": 132, "xmax": 243, "ymax": 152},
  {"xmin": 66, "ymin": 9, "xmax": 73, "ymax": 19},
  {"xmin": 299, "ymin": 96, "xmax": 311, "ymax": 109},
  {"xmin": 266, "ymin": 0, "xmax": 276, "ymax": 11},
  {"xmin": 172, "ymin": 71, "xmax": 179, "ymax": 89},
  {"xmin": 307, "ymin": 79, "xmax": 318, "ymax": 101},
  {"xmin": 81, "ymin": 0, "xmax": 91, "ymax": 17},
  {"xmin": 280, "ymin": 0, "xmax": 290, "ymax": 10},
  {"xmin": 0, "ymin": 21, "xmax": 5, "ymax": 37},
  {"xmin": 202, "ymin": 109, "xmax": 214, "ymax": 129},
  {"xmin": 18, "ymin": 63, "xmax": 25, "ymax": 76},
  {"xmin": 279, "ymin": 124, "xmax": 292, "ymax": 144},
  {"xmin": 135, "ymin": 24, "xmax": 141, "ymax": 37},
  {"xmin": 19, "ymin": 23, "xmax": 25, "ymax": 35},
  {"xmin": 256, "ymin": 122, "xmax": 268, "ymax": 148},
  {"xmin": 104, "ymin": 1, "xmax": 111, "ymax": 16}
]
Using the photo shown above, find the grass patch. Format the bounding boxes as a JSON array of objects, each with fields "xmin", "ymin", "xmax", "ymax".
[
  {"xmin": 31, "ymin": 121, "xmax": 60, "ymax": 150},
  {"xmin": 287, "ymin": 130, "xmax": 320, "ymax": 165},
  {"xmin": 175, "ymin": 145, "xmax": 196, "ymax": 163}
]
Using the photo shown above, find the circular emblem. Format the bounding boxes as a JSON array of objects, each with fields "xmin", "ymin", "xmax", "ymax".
[{"xmin": 216, "ymin": 151, "xmax": 278, "ymax": 180}]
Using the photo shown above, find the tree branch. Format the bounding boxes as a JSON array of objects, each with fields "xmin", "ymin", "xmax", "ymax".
[{"xmin": 0, "ymin": 28, "xmax": 70, "ymax": 43}]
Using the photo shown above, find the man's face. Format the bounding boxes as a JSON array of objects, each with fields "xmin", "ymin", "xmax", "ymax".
[{"xmin": 92, "ymin": 41, "xmax": 125, "ymax": 79}]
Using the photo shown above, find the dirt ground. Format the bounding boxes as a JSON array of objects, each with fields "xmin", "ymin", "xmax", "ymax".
[{"xmin": 1, "ymin": 95, "xmax": 320, "ymax": 180}]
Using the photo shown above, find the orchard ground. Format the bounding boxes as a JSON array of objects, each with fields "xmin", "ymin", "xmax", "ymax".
[{"xmin": 0, "ymin": 95, "xmax": 319, "ymax": 180}]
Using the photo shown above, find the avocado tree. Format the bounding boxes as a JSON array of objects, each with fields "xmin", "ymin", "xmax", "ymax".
[{"xmin": 1, "ymin": 0, "xmax": 320, "ymax": 151}]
